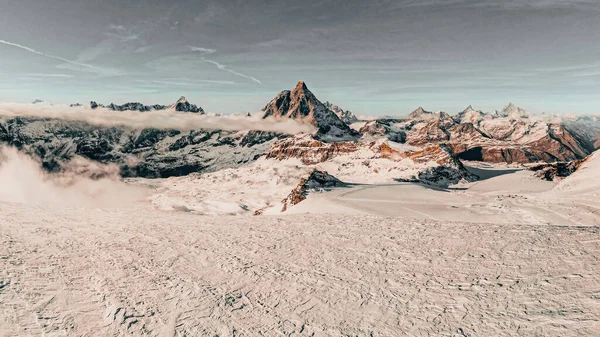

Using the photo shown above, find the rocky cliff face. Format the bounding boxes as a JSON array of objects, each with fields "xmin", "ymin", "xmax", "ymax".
[
  {"xmin": 262, "ymin": 81, "xmax": 359, "ymax": 141},
  {"xmin": 265, "ymin": 135, "xmax": 358, "ymax": 165},
  {"xmin": 281, "ymin": 170, "xmax": 347, "ymax": 211},
  {"xmin": 529, "ymin": 160, "xmax": 583, "ymax": 182}
]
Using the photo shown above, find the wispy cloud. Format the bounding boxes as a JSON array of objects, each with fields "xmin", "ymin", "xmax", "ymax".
[
  {"xmin": 23, "ymin": 73, "xmax": 74, "ymax": 78},
  {"xmin": 190, "ymin": 46, "xmax": 217, "ymax": 54},
  {"xmin": 190, "ymin": 46, "xmax": 262, "ymax": 85},
  {"xmin": 136, "ymin": 78, "xmax": 237, "ymax": 86},
  {"xmin": 106, "ymin": 24, "xmax": 139, "ymax": 42},
  {"xmin": 0, "ymin": 39, "xmax": 99, "ymax": 70}
]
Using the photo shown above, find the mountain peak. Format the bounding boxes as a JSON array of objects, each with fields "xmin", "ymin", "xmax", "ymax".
[
  {"xmin": 294, "ymin": 81, "xmax": 308, "ymax": 91},
  {"xmin": 500, "ymin": 102, "xmax": 529, "ymax": 119},
  {"xmin": 262, "ymin": 82, "xmax": 358, "ymax": 141},
  {"xmin": 177, "ymin": 96, "xmax": 188, "ymax": 103},
  {"xmin": 408, "ymin": 107, "xmax": 432, "ymax": 120}
]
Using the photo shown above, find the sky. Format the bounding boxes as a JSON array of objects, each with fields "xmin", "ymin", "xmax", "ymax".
[{"xmin": 0, "ymin": 0, "xmax": 599, "ymax": 116}]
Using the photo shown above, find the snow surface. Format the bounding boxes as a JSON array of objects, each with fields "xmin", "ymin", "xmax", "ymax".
[
  {"xmin": 1, "ymin": 201, "xmax": 599, "ymax": 336},
  {"xmin": 1, "ymin": 145, "xmax": 600, "ymax": 336}
]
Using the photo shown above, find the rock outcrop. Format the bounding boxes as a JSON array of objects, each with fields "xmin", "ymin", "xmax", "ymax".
[
  {"xmin": 529, "ymin": 160, "xmax": 583, "ymax": 181},
  {"xmin": 281, "ymin": 170, "xmax": 347, "ymax": 211},
  {"xmin": 266, "ymin": 135, "xmax": 358, "ymax": 165}
]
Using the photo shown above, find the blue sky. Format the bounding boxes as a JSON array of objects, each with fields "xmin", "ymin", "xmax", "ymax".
[{"xmin": 1, "ymin": 0, "xmax": 599, "ymax": 116}]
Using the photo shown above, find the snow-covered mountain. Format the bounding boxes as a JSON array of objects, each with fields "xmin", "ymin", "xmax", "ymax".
[
  {"xmin": 363, "ymin": 104, "xmax": 600, "ymax": 164},
  {"xmin": 495, "ymin": 102, "xmax": 530, "ymax": 119},
  {"xmin": 88, "ymin": 96, "xmax": 205, "ymax": 113},
  {"xmin": 0, "ymin": 116, "xmax": 284, "ymax": 178},
  {"xmin": 324, "ymin": 101, "xmax": 359, "ymax": 125},
  {"xmin": 2, "ymin": 85, "xmax": 600, "ymax": 211},
  {"xmin": 453, "ymin": 105, "xmax": 491, "ymax": 125},
  {"xmin": 262, "ymin": 81, "xmax": 359, "ymax": 141}
]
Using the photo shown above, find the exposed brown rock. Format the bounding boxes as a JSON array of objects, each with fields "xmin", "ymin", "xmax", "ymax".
[
  {"xmin": 266, "ymin": 136, "xmax": 358, "ymax": 165},
  {"xmin": 529, "ymin": 160, "xmax": 583, "ymax": 181},
  {"xmin": 281, "ymin": 170, "xmax": 347, "ymax": 211}
]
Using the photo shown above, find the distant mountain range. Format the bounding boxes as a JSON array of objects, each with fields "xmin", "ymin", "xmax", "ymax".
[
  {"xmin": 2, "ymin": 81, "xmax": 599, "ymax": 186},
  {"xmin": 75, "ymin": 96, "xmax": 205, "ymax": 114}
]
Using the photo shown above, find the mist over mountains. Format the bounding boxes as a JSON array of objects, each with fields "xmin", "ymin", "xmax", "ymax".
[{"xmin": 0, "ymin": 81, "xmax": 598, "ymax": 183}]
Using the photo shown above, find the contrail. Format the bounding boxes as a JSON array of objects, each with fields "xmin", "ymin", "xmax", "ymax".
[
  {"xmin": 190, "ymin": 46, "xmax": 262, "ymax": 85},
  {"xmin": 201, "ymin": 59, "xmax": 262, "ymax": 85},
  {"xmin": 0, "ymin": 39, "xmax": 97, "ymax": 70}
]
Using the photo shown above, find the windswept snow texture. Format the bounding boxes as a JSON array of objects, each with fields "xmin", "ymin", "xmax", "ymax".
[{"xmin": 1, "ymin": 204, "xmax": 599, "ymax": 336}]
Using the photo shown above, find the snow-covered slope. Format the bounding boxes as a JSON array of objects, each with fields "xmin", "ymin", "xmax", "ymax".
[{"xmin": 553, "ymin": 150, "xmax": 600, "ymax": 194}]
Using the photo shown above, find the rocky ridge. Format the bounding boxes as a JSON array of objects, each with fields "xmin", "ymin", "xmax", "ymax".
[
  {"xmin": 88, "ymin": 96, "xmax": 205, "ymax": 113},
  {"xmin": 366, "ymin": 104, "xmax": 600, "ymax": 164}
]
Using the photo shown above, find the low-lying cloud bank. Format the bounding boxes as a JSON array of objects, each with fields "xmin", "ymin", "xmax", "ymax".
[
  {"xmin": 0, "ymin": 103, "xmax": 316, "ymax": 135},
  {"xmin": 0, "ymin": 146, "xmax": 148, "ymax": 207}
]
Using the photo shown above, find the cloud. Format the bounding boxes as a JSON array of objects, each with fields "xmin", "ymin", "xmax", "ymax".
[
  {"xmin": 136, "ymin": 78, "xmax": 237, "ymax": 87},
  {"xmin": 0, "ymin": 146, "xmax": 148, "ymax": 207},
  {"xmin": 106, "ymin": 24, "xmax": 139, "ymax": 42},
  {"xmin": 0, "ymin": 102, "xmax": 316, "ymax": 135},
  {"xmin": 22, "ymin": 73, "xmax": 75, "ymax": 78},
  {"xmin": 190, "ymin": 46, "xmax": 216, "ymax": 54},
  {"xmin": 190, "ymin": 46, "xmax": 263, "ymax": 84},
  {"xmin": 0, "ymin": 39, "xmax": 100, "ymax": 70}
]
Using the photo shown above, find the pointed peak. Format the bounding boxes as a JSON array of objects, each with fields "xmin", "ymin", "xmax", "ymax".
[
  {"xmin": 464, "ymin": 105, "xmax": 474, "ymax": 111},
  {"xmin": 294, "ymin": 81, "xmax": 308, "ymax": 92},
  {"xmin": 177, "ymin": 96, "xmax": 188, "ymax": 103}
]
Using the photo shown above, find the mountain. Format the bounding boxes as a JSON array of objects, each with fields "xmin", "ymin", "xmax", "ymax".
[
  {"xmin": 88, "ymin": 97, "xmax": 205, "ymax": 114},
  {"xmin": 32, "ymin": 99, "xmax": 44, "ymax": 104},
  {"xmin": 0, "ymin": 116, "xmax": 284, "ymax": 178},
  {"xmin": 495, "ymin": 103, "xmax": 529, "ymax": 119},
  {"xmin": 324, "ymin": 101, "xmax": 359, "ymax": 125},
  {"xmin": 359, "ymin": 119, "xmax": 406, "ymax": 143},
  {"xmin": 375, "ymin": 103, "xmax": 598, "ymax": 164},
  {"xmin": 262, "ymin": 81, "xmax": 359, "ymax": 141},
  {"xmin": 453, "ymin": 105, "xmax": 490, "ymax": 125},
  {"xmin": 170, "ymin": 96, "xmax": 204, "ymax": 113}
]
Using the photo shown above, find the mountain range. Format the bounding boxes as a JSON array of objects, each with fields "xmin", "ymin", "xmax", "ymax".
[{"xmin": 1, "ymin": 81, "xmax": 599, "ymax": 191}]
